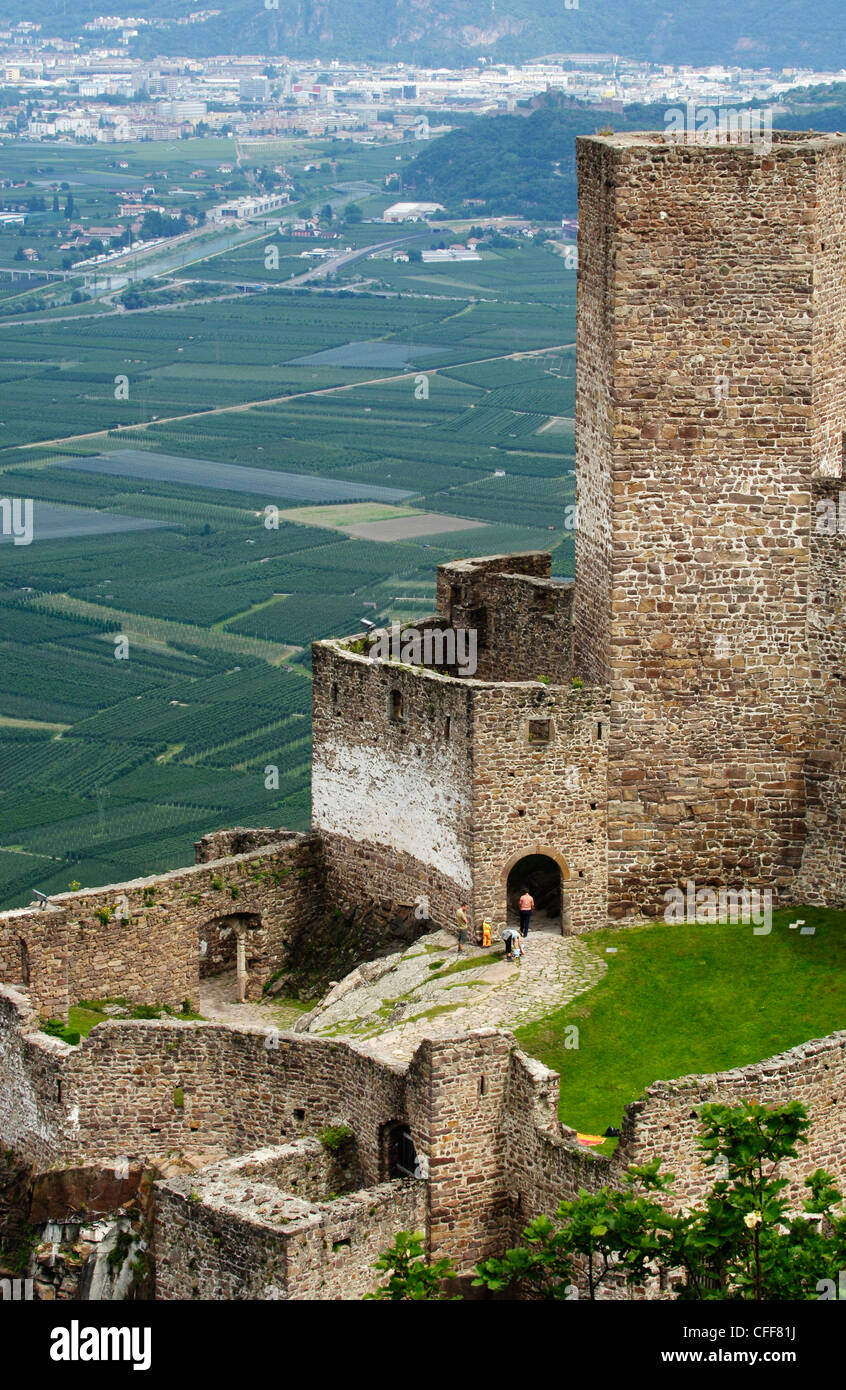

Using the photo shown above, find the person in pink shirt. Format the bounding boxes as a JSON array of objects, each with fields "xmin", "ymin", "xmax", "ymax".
[{"xmin": 518, "ymin": 888, "xmax": 534, "ymax": 942}]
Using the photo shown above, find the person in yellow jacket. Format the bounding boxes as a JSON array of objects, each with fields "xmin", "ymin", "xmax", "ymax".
[{"xmin": 481, "ymin": 918, "xmax": 492, "ymax": 948}]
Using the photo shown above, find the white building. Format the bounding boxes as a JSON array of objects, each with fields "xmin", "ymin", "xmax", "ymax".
[
  {"xmin": 382, "ymin": 201, "xmax": 445, "ymax": 222},
  {"xmin": 207, "ymin": 192, "xmax": 289, "ymax": 223}
]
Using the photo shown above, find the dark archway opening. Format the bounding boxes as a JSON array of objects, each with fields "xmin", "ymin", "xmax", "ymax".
[
  {"xmin": 381, "ymin": 1122, "xmax": 418, "ymax": 1180},
  {"xmin": 506, "ymin": 854, "xmax": 563, "ymax": 934},
  {"xmin": 199, "ymin": 912, "xmax": 261, "ymax": 978}
]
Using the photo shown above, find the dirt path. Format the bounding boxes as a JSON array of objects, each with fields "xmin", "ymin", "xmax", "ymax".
[{"xmin": 199, "ymin": 971, "xmax": 309, "ymax": 1033}]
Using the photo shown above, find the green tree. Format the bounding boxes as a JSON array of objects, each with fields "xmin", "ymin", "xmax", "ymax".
[
  {"xmin": 365, "ymin": 1230, "xmax": 459, "ymax": 1301},
  {"xmin": 475, "ymin": 1160, "xmax": 675, "ymax": 1300},
  {"xmin": 474, "ymin": 1102, "xmax": 846, "ymax": 1301}
]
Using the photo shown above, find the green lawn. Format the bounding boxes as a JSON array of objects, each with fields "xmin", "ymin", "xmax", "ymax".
[{"xmin": 514, "ymin": 906, "xmax": 846, "ymax": 1139}]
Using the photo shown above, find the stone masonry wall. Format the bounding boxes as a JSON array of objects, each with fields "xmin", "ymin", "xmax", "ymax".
[
  {"xmin": 0, "ymin": 987, "xmax": 68, "ymax": 1169},
  {"xmin": 406, "ymin": 1030, "xmax": 513, "ymax": 1269},
  {"xmin": 436, "ymin": 553, "xmax": 574, "ymax": 683},
  {"xmin": 312, "ymin": 641, "xmax": 475, "ymax": 931},
  {"xmin": 796, "ymin": 477, "xmax": 846, "ymax": 905},
  {"xmin": 153, "ymin": 1150, "xmax": 427, "ymax": 1301},
  {"xmin": 469, "ymin": 675, "xmax": 605, "ymax": 934},
  {"xmin": 615, "ymin": 1031, "xmax": 846, "ymax": 1209},
  {"xmin": 574, "ymin": 133, "xmax": 846, "ymax": 920},
  {"xmin": 470, "ymin": 682, "xmax": 610, "ymax": 935},
  {"xmin": 573, "ymin": 139, "xmax": 616, "ymax": 688},
  {"xmin": 0, "ymin": 995, "xmax": 416, "ymax": 1176},
  {"xmin": 194, "ymin": 828, "xmax": 295, "ymax": 864},
  {"xmin": 0, "ymin": 835, "xmax": 324, "ymax": 1019},
  {"xmin": 3, "ymin": 991, "xmax": 844, "ymax": 1281}
]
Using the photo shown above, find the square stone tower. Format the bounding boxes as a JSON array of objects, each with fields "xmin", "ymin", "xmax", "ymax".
[{"xmin": 574, "ymin": 132, "xmax": 846, "ymax": 918}]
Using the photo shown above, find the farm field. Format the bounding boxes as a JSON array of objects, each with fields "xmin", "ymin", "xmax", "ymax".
[{"xmin": 0, "ymin": 134, "xmax": 576, "ymax": 908}]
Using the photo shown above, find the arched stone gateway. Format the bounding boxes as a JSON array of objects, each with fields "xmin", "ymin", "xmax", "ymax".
[
  {"xmin": 502, "ymin": 846, "xmax": 570, "ymax": 935},
  {"xmin": 199, "ymin": 913, "xmax": 262, "ymax": 1002}
]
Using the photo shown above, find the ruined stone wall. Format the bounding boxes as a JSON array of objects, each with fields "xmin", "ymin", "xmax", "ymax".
[
  {"xmin": 470, "ymin": 682, "xmax": 610, "ymax": 935},
  {"xmin": 436, "ymin": 554, "xmax": 574, "ymax": 683},
  {"xmin": 0, "ymin": 997, "xmax": 415, "ymax": 1179},
  {"xmin": 66, "ymin": 1026, "xmax": 410, "ymax": 1174},
  {"xmin": 574, "ymin": 133, "xmax": 845, "ymax": 919},
  {"xmin": 502, "ymin": 1047, "xmax": 609, "ymax": 1240},
  {"xmin": 4, "ymin": 995, "xmax": 844, "ymax": 1285},
  {"xmin": 615, "ymin": 1031, "xmax": 846, "ymax": 1209},
  {"xmin": 407, "ymin": 1031, "xmax": 513, "ymax": 1270},
  {"xmin": 0, "ymin": 988, "xmax": 67, "ymax": 1169},
  {"xmin": 153, "ymin": 1150, "xmax": 427, "ymax": 1301},
  {"xmin": 0, "ymin": 836, "xmax": 324, "ymax": 1019},
  {"xmin": 312, "ymin": 642, "xmax": 475, "ymax": 931},
  {"xmin": 194, "ymin": 828, "xmax": 296, "ymax": 864},
  {"xmin": 797, "ymin": 477, "xmax": 846, "ymax": 906}
]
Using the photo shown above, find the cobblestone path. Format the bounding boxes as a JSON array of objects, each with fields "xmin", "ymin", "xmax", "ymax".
[{"xmin": 301, "ymin": 928, "xmax": 606, "ymax": 1063}]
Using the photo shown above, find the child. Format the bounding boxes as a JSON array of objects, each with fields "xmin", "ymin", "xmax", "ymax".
[{"xmin": 481, "ymin": 918, "xmax": 492, "ymax": 948}]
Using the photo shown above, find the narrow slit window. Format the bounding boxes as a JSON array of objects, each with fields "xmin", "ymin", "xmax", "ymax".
[{"xmin": 390, "ymin": 689, "xmax": 404, "ymax": 721}]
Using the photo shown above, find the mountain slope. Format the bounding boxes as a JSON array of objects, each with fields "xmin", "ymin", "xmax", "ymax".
[{"xmin": 1, "ymin": 0, "xmax": 845, "ymax": 69}]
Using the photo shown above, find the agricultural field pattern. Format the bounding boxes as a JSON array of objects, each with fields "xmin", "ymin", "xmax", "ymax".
[{"xmin": 0, "ymin": 136, "xmax": 576, "ymax": 907}]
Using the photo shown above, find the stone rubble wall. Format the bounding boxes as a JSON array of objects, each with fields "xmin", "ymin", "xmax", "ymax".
[
  {"xmin": 796, "ymin": 476, "xmax": 846, "ymax": 905},
  {"xmin": 153, "ymin": 1147, "xmax": 427, "ymax": 1301},
  {"xmin": 615, "ymin": 1030, "xmax": 846, "ymax": 1209},
  {"xmin": 436, "ymin": 553, "xmax": 574, "ymax": 683},
  {"xmin": 0, "ymin": 835, "xmax": 324, "ymax": 1020},
  {"xmin": 0, "ymin": 995, "xmax": 414, "ymax": 1178},
  {"xmin": 194, "ymin": 828, "xmax": 297, "ymax": 864},
  {"xmin": 0, "ymin": 988, "xmax": 68, "ymax": 1169},
  {"xmin": 405, "ymin": 1031, "xmax": 513, "ymax": 1269},
  {"xmin": 3, "ymin": 989, "xmax": 844, "ymax": 1287}
]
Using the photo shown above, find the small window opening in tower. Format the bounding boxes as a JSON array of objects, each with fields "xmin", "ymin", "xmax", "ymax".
[
  {"xmin": 444, "ymin": 715, "xmax": 451, "ymax": 738},
  {"xmin": 331, "ymin": 681, "xmax": 339, "ymax": 707},
  {"xmin": 528, "ymin": 718, "xmax": 552, "ymax": 744},
  {"xmin": 390, "ymin": 689, "xmax": 403, "ymax": 721},
  {"xmin": 596, "ymin": 721, "xmax": 604, "ymax": 740}
]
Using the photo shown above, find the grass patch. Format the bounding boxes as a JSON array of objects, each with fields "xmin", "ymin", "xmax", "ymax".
[
  {"xmin": 514, "ymin": 907, "xmax": 846, "ymax": 1138},
  {"xmin": 404, "ymin": 1002, "xmax": 466, "ymax": 1024},
  {"xmin": 428, "ymin": 950, "xmax": 501, "ymax": 980},
  {"xmin": 68, "ymin": 1005, "xmax": 109, "ymax": 1037}
]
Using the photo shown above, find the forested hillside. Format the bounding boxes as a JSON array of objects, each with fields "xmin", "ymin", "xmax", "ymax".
[
  {"xmin": 403, "ymin": 88, "xmax": 846, "ymax": 219},
  {"xmin": 1, "ymin": 0, "xmax": 845, "ymax": 69}
]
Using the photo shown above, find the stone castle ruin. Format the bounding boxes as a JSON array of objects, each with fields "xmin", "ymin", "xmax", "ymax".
[{"xmin": 0, "ymin": 132, "xmax": 844, "ymax": 1299}]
